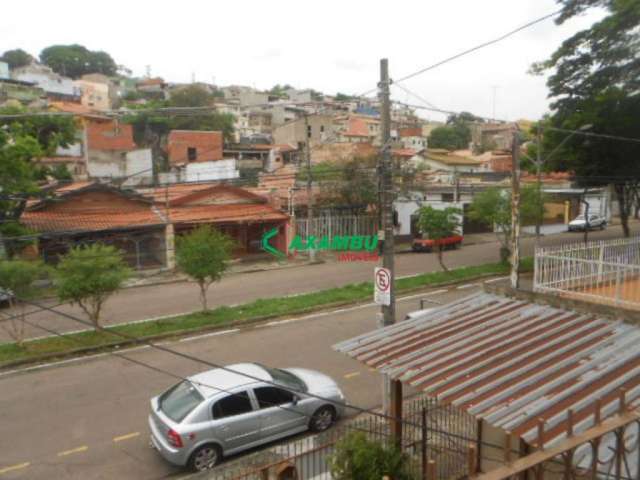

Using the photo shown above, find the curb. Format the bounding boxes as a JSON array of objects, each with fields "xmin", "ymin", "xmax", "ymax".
[{"xmin": 0, "ymin": 270, "xmax": 512, "ymax": 372}]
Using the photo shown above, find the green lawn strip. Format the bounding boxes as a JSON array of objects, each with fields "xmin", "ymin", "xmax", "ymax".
[{"xmin": 0, "ymin": 258, "xmax": 532, "ymax": 366}]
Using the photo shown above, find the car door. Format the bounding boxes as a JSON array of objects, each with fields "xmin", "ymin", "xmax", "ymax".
[
  {"xmin": 210, "ymin": 390, "xmax": 261, "ymax": 453},
  {"xmin": 252, "ymin": 386, "xmax": 307, "ymax": 441}
]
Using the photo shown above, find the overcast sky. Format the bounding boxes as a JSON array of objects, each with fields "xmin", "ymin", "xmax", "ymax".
[{"xmin": 3, "ymin": 1, "xmax": 603, "ymax": 122}]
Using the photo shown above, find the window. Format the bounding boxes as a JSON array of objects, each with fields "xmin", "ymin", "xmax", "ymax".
[
  {"xmin": 307, "ymin": 125, "xmax": 312, "ymax": 138},
  {"xmin": 254, "ymin": 387, "xmax": 295, "ymax": 409},
  {"xmin": 212, "ymin": 391, "xmax": 253, "ymax": 419},
  {"xmin": 187, "ymin": 147, "xmax": 197, "ymax": 162},
  {"xmin": 159, "ymin": 381, "xmax": 204, "ymax": 423},
  {"xmin": 441, "ymin": 193, "xmax": 454, "ymax": 202},
  {"xmin": 320, "ymin": 125, "xmax": 325, "ymax": 133}
]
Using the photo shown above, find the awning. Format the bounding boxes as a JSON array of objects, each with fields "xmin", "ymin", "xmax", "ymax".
[{"xmin": 334, "ymin": 292, "xmax": 640, "ymax": 449}]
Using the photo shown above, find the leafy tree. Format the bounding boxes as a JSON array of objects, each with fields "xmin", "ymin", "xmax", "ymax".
[
  {"xmin": 532, "ymin": 0, "xmax": 640, "ymax": 236},
  {"xmin": 176, "ymin": 226, "xmax": 233, "ymax": 311},
  {"xmin": 1, "ymin": 49, "xmax": 34, "ymax": 69},
  {"xmin": 469, "ymin": 185, "xmax": 546, "ymax": 262},
  {"xmin": 428, "ymin": 125, "xmax": 469, "ymax": 150},
  {"xmin": 39, "ymin": 44, "xmax": 117, "ymax": 78},
  {"xmin": 269, "ymin": 84, "xmax": 294, "ymax": 98},
  {"xmin": 0, "ymin": 105, "xmax": 77, "ymax": 254},
  {"xmin": 417, "ymin": 206, "xmax": 462, "ymax": 271},
  {"xmin": 335, "ymin": 92, "xmax": 356, "ymax": 102},
  {"xmin": 55, "ymin": 244, "xmax": 131, "ymax": 328},
  {"xmin": 330, "ymin": 432, "xmax": 416, "ymax": 480},
  {"xmin": 315, "ymin": 157, "xmax": 378, "ymax": 212},
  {"xmin": 169, "ymin": 85, "xmax": 214, "ymax": 108},
  {"xmin": 0, "ymin": 259, "xmax": 44, "ymax": 346}
]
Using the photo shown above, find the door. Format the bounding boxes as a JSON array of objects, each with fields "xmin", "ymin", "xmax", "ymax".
[
  {"xmin": 210, "ymin": 391, "xmax": 261, "ymax": 452},
  {"xmin": 252, "ymin": 386, "xmax": 307, "ymax": 440}
]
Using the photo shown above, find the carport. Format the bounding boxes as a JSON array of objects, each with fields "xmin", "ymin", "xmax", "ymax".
[{"xmin": 333, "ymin": 292, "xmax": 640, "ymax": 477}]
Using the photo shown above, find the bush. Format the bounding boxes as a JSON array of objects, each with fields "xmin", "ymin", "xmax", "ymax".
[{"xmin": 330, "ymin": 432, "xmax": 416, "ymax": 480}]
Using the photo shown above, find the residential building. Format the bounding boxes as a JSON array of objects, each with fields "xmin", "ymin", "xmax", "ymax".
[
  {"xmin": 413, "ymin": 149, "xmax": 484, "ymax": 175},
  {"xmin": 272, "ymin": 114, "xmax": 336, "ymax": 149},
  {"xmin": 335, "ymin": 115, "xmax": 381, "ymax": 145},
  {"xmin": 136, "ymin": 77, "xmax": 168, "ymax": 98},
  {"xmin": 399, "ymin": 126, "xmax": 427, "ymax": 150},
  {"xmin": 0, "ymin": 77, "xmax": 44, "ymax": 105},
  {"xmin": 247, "ymin": 111, "xmax": 273, "ymax": 134},
  {"xmin": 0, "ymin": 61, "xmax": 8, "ymax": 79},
  {"xmin": 224, "ymin": 143, "xmax": 299, "ymax": 171},
  {"xmin": 221, "ymin": 86, "xmax": 269, "ymax": 106},
  {"xmin": 167, "ymin": 130, "xmax": 224, "ymax": 166},
  {"xmin": 75, "ymin": 78, "xmax": 111, "ymax": 111},
  {"xmin": 11, "ymin": 63, "xmax": 81, "ymax": 101},
  {"xmin": 470, "ymin": 122, "xmax": 518, "ymax": 153},
  {"xmin": 310, "ymin": 142, "xmax": 377, "ymax": 164},
  {"xmin": 80, "ymin": 73, "xmax": 120, "ymax": 108}
]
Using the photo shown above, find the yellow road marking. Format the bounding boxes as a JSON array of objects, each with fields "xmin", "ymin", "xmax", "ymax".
[
  {"xmin": 113, "ymin": 432, "xmax": 140, "ymax": 443},
  {"xmin": 344, "ymin": 371, "xmax": 361, "ymax": 379},
  {"xmin": 0, "ymin": 463, "xmax": 30, "ymax": 475},
  {"xmin": 57, "ymin": 446, "xmax": 88, "ymax": 457}
]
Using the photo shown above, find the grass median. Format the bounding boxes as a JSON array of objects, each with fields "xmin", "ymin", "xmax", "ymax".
[{"xmin": 0, "ymin": 258, "xmax": 532, "ymax": 366}]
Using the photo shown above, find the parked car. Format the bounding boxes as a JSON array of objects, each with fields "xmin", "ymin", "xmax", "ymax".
[
  {"xmin": 149, "ymin": 363, "xmax": 345, "ymax": 472},
  {"xmin": 568, "ymin": 214, "xmax": 607, "ymax": 232},
  {"xmin": 0, "ymin": 288, "xmax": 14, "ymax": 308},
  {"xmin": 412, "ymin": 234, "xmax": 463, "ymax": 252}
]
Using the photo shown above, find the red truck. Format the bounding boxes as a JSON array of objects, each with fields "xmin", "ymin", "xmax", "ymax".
[{"xmin": 411, "ymin": 234, "xmax": 463, "ymax": 253}]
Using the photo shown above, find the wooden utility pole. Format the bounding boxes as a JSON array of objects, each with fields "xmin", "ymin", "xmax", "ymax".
[
  {"xmin": 379, "ymin": 58, "xmax": 402, "ymax": 444},
  {"xmin": 535, "ymin": 127, "xmax": 542, "ymax": 244},
  {"xmin": 510, "ymin": 130, "xmax": 521, "ymax": 289},
  {"xmin": 303, "ymin": 113, "xmax": 315, "ymax": 262}
]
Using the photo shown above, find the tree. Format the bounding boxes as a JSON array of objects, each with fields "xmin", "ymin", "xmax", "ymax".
[
  {"xmin": 1, "ymin": 49, "xmax": 34, "ymax": 69},
  {"xmin": 315, "ymin": 157, "xmax": 378, "ymax": 212},
  {"xmin": 0, "ymin": 259, "xmax": 44, "ymax": 346},
  {"xmin": 176, "ymin": 226, "xmax": 233, "ymax": 311},
  {"xmin": 428, "ymin": 125, "xmax": 469, "ymax": 150},
  {"xmin": 55, "ymin": 244, "xmax": 131, "ymax": 328},
  {"xmin": 39, "ymin": 44, "xmax": 117, "ymax": 78},
  {"xmin": 169, "ymin": 85, "xmax": 214, "ymax": 108},
  {"xmin": 0, "ymin": 106, "xmax": 77, "ymax": 254},
  {"xmin": 269, "ymin": 84, "xmax": 294, "ymax": 98},
  {"xmin": 469, "ymin": 185, "xmax": 546, "ymax": 262},
  {"xmin": 417, "ymin": 206, "xmax": 462, "ymax": 272},
  {"xmin": 532, "ymin": 0, "xmax": 640, "ymax": 236},
  {"xmin": 330, "ymin": 431, "xmax": 416, "ymax": 480}
]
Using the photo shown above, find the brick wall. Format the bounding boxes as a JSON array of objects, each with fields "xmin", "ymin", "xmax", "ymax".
[
  {"xmin": 167, "ymin": 130, "xmax": 223, "ymax": 165},
  {"xmin": 86, "ymin": 119, "xmax": 137, "ymax": 151}
]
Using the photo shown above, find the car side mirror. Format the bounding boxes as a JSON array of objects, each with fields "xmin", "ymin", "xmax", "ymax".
[{"xmin": 292, "ymin": 395, "xmax": 299, "ymax": 406}]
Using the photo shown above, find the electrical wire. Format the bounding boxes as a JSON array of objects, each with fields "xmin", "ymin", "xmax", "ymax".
[{"xmin": 14, "ymin": 295, "xmax": 425, "ymax": 429}]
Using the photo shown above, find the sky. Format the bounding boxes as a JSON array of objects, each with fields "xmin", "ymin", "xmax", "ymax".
[{"xmin": 2, "ymin": 0, "xmax": 604, "ymax": 122}]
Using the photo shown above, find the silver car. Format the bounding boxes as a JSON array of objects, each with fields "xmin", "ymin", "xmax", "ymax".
[
  {"xmin": 149, "ymin": 363, "xmax": 345, "ymax": 471},
  {"xmin": 568, "ymin": 214, "xmax": 607, "ymax": 231}
]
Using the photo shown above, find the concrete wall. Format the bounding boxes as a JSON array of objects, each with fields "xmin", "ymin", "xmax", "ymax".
[
  {"xmin": 394, "ymin": 195, "xmax": 465, "ymax": 238},
  {"xmin": 272, "ymin": 115, "xmax": 335, "ymax": 147},
  {"xmin": 0, "ymin": 61, "xmax": 8, "ymax": 79},
  {"xmin": 75, "ymin": 79, "xmax": 111, "ymax": 111},
  {"xmin": 88, "ymin": 148, "xmax": 152, "ymax": 182},
  {"xmin": 185, "ymin": 159, "xmax": 240, "ymax": 182}
]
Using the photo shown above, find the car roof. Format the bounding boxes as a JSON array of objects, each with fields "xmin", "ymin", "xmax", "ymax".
[{"xmin": 187, "ymin": 363, "xmax": 272, "ymax": 397}]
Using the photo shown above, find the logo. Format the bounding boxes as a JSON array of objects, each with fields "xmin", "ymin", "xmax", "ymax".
[
  {"xmin": 261, "ymin": 230, "xmax": 380, "ymax": 261},
  {"xmin": 261, "ymin": 227, "xmax": 285, "ymax": 259}
]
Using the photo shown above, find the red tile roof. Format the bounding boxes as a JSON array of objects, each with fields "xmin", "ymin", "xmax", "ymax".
[
  {"xmin": 343, "ymin": 117, "xmax": 370, "ymax": 137},
  {"xmin": 399, "ymin": 127, "xmax": 422, "ymax": 138},
  {"xmin": 168, "ymin": 204, "xmax": 288, "ymax": 224},
  {"xmin": 391, "ymin": 148, "xmax": 417, "ymax": 158},
  {"xmin": 22, "ymin": 209, "xmax": 163, "ymax": 233}
]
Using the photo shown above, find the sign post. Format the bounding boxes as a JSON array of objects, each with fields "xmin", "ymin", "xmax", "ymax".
[{"xmin": 374, "ymin": 267, "xmax": 391, "ymax": 306}]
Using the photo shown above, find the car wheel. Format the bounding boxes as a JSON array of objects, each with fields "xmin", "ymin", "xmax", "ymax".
[
  {"xmin": 188, "ymin": 444, "xmax": 221, "ymax": 472},
  {"xmin": 600, "ymin": 223, "xmax": 605, "ymax": 230},
  {"xmin": 310, "ymin": 406, "xmax": 336, "ymax": 432}
]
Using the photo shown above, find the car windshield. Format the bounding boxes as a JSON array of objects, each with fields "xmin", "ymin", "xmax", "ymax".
[
  {"xmin": 264, "ymin": 366, "xmax": 308, "ymax": 392},
  {"xmin": 159, "ymin": 380, "xmax": 204, "ymax": 423},
  {"xmin": 574, "ymin": 215, "xmax": 585, "ymax": 220}
]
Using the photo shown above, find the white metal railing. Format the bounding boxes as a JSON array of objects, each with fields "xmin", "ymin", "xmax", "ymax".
[
  {"xmin": 295, "ymin": 215, "xmax": 377, "ymax": 239},
  {"xmin": 534, "ymin": 236, "xmax": 640, "ymax": 310}
]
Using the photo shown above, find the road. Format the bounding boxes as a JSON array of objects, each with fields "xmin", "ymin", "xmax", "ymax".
[
  {"xmin": 0, "ymin": 283, "xmax": 483, "ymax": 479},
  {"xmin": 2, "ymin": 224, "xmax": 636, "ymax": 342}
]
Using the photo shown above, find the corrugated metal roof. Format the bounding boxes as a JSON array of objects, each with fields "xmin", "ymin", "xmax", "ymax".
[{"xmin": 334, "ymin": 292, "xmax": 640, "ymax": 449}]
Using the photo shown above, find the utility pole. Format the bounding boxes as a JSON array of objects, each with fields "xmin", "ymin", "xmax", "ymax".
[
  {"xmin": 304, "ymin": 113, "xmax": 315, "ymax": 262},
  {"xmin": 379, "ymin": 58, "xmax": 402, "ymax": 446},
  {"xmin": 535, "ymin": 127, "xmax": 543, "ymax": 244},
  {"xmin": 510, "ymin": 131, "xmax": 521, "ymax": 289}
]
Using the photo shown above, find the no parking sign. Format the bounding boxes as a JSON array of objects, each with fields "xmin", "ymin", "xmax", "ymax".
[{"xmin": 374, "ymin": 267, "xmax": 391, "ymax": 306}]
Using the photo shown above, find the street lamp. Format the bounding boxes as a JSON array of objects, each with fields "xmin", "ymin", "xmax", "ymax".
[{"xmin": 533, "ymin": 123, "xmax": 592, "ymax": 242}]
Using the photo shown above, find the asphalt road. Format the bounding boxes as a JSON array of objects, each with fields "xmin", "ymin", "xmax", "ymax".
[
  {"xmin": 2, "ymin": 224, "xmax": 636, "ymax": 342},
  {"xmin": 0, "ymin": 283, "xmax": 483, "ymax": 479}
]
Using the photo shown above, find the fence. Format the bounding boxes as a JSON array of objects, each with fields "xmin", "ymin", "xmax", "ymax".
[
  {"xmin": 195, "ymin": 395, "xmax": 477, "ymax": 480},
  {"xmin": 534, "ymin": 236, "xmax": 640, "ymax": 310},
  {"xmin": 295, "ymin": 215, "xmax": 378, "ymax": 239}
]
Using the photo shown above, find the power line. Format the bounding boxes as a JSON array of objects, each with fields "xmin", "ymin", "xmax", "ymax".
[
  {"xmin": 394, "ymin": 10, "xmax": 562, "ymax": 84},
  {"xmin": 14, "ymin": 296, "xmax": 424, "ymax": 429}
]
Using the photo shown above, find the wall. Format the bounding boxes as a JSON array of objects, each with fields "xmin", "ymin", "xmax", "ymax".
[
  {"xmin": 167, "ymin": 130, "xmax": 223, "ymax": 165},
  {"xmin": 125, "ymin": 149, "xmax": 153, "ymax": 181},
  {"xmin": 88, "ymin": 148, "xmax": 151, "ymax": 181},
  {"xmin": 185, "ymin": 159, "xmax": 240, "ymax": 182},
  {"xmin": 0, "ymin": 61, "xmax": 8, "ymax": 79},
  {"xmin": 272, "ymin": 115, "xmax": 335, "ymax": 147},
  {"xmin": 394, "ymin": 194, "xmax": 465, "ymax": 239},
  {"xmin": 75, "ymin": 79, "xmax": 111, "ymax": 111},
  {"xmin": 12, "ymin": 65, "xmax": 80, "ymax": 98}
]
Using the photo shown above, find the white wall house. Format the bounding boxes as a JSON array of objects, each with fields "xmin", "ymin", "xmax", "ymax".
[{"xmin": 11, "ymin": 64, "xmax": 80, "ymax": 99}]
